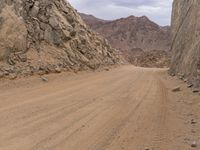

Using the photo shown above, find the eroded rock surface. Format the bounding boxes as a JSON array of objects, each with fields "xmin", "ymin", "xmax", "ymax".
[
  {"xmin": 0, "ymin": 0, "xmax": 120, "ymax": 78},
  {"xmin": 170, "ymin": 0, "xmax": 200, "ymax": 87}
]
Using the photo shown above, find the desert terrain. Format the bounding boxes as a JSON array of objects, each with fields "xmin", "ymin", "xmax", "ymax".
[
  {"xmin": 0, "ymin": 65, "xmax": 199, "ymax": 150},
  {"xmin": 0, "ymin": 0, "xmax": 199, "ymax": 149}
]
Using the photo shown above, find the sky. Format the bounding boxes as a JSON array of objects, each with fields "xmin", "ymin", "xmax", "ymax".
[{"xmin": 68, "ymin": 0, "xmax": 173, "ymax": 26}]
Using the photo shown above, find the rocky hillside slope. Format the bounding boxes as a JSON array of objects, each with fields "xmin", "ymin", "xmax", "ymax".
[
  {"xmin": 80, "ymin": 13, "xmax": 171, "ymax": 52},
  {"xmin": 124, "ymin": 49, "xmax": 170, "ymax": 68},
  {"xmin": 170, "ymin": 0, "xmax": 200, "ymax": 87},
  {"xmin": 0, "ymin": 0, "xmax": 120, "ymax": 79}
]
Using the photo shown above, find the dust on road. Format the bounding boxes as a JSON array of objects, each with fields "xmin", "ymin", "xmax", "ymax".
[{"xmin": 0, "ymin": 65, "xmax": 199, "ymax": 150}]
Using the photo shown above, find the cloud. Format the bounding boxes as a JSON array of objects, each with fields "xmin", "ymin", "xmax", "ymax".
[{"xmin": 68, "ymin": 0, "xmax": 173, "ymax": 26}]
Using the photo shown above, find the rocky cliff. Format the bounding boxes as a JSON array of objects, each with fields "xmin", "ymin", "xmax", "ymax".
[
  {"xmin": 170, "ymin": 0, "xmax": 200, "ymax": 87},
  {"xmin": 80, "ymin": 13, "xmax": 171, "ymax": 52},
  {"xmin": 0, "ymin": 0, "xmax": 120, "ymax": 79}
]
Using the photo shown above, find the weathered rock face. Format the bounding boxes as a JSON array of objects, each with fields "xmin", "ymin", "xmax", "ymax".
[
  {"xmin": 0, "ymin": 0, "xmax": 120, "ymax": 78},
  {"xmin": 170, "ymin": 0, "xmax": 200, "ymax": 87}
]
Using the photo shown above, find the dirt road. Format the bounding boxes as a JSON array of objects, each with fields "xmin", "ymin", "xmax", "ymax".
[{"xmin": 0, "ymin": 66, "xmax": 199, "ymax": 150}]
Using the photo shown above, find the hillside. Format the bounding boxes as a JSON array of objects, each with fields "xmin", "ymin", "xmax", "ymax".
[
  {"xmin": 0, "ymin": 0, "xmax": 120, "ymax": 79},
  {"xmin": 80, "ymin": 13, "xmax": 171, "ymax": 52},
  {"xmin": 80, "ymin": 13, "xmax": 171, "ymax": 67},
  {"xmin": 170, "ymin": 0, "xmax": 200, "ymax": 87}
]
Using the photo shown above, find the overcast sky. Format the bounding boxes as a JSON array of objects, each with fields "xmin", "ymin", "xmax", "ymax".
[{"xmin": 68, "ymin": 0, "xmax": 173, "ymax": 26}]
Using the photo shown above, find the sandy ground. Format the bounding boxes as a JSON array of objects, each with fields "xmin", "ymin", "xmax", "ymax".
[{"xmin": 0, "ymin": 65, "xmax": 199, "ymax": 150}]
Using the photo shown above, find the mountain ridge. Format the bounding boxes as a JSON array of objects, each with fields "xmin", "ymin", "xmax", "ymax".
[
  {"xmin": 80, "ymin": 13, "xmax": 171, "ymax": 52},
  {"xmin": 80, "ymin": 13, "xmax": 171, "ymax": 67}
]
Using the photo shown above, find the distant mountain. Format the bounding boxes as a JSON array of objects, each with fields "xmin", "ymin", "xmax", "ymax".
[
  {"xmin": 80, "ymin": 13, "xmax": 171, "ymax": 52},
  {"xmin": 79, "ymin": 13, "xmax": 171, "ymax": 68},
  {"xmin": 79, "ymin": 13, "xmax": 109, "ymax": 29}
]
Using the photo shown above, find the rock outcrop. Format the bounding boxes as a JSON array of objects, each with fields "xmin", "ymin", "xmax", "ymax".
[
  {"xmin": 170, "ymin": 0, "xmax": 200, "ymax": 87},
  {"xmin": 0, "ymin": 0, "xmax": 120, "ymax": 79}
]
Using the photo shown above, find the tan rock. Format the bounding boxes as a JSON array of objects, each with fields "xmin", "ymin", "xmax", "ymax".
[
  {"xmin": 0, "ymin": 0, "xmax": 120, "ymax": 78},
  {"xmin": 170, "ymin": 0, "xmax": 200, "ymax": 87}
]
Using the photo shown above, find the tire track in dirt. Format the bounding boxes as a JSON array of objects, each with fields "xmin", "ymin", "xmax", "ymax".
[{"xmin": 0, "ymin": 66, "xmax": 198, "ymax": 150}]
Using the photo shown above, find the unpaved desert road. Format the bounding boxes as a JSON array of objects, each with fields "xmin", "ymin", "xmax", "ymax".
[{"xmin": 0, "ymin": 65, "xmax": 199, "ymax": 150}]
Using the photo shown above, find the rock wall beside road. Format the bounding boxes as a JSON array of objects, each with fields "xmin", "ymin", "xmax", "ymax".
[
  {"xmin": 0, "ymin": 0, "xmax": 120, "ymax": 79},
  {"xmin": 170, "ymin": 0, "xmax": 200, "ymax": 87}
]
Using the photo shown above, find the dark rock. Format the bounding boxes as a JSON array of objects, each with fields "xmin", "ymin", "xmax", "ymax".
[
  {"xmin": 172, "ymin": 87, "xmax": 181, "ymax": 92},
  {"xmin": 191, "ymin": 141, "xmax": 197, "ymax": 148},
  {"xmin": 188, "ymin": 84, "xmax": 193, "ymax": 88},
  {"xmin": 191, "ymin": 119, "xmax": 197, "ymax": 124},
  {"xmin": 193, "ymin": 89, "xmax": 199, "ymax": 93},
  {"xmin": 104, "ymin": 68, "xmax": 110, "ymax": 71}
]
